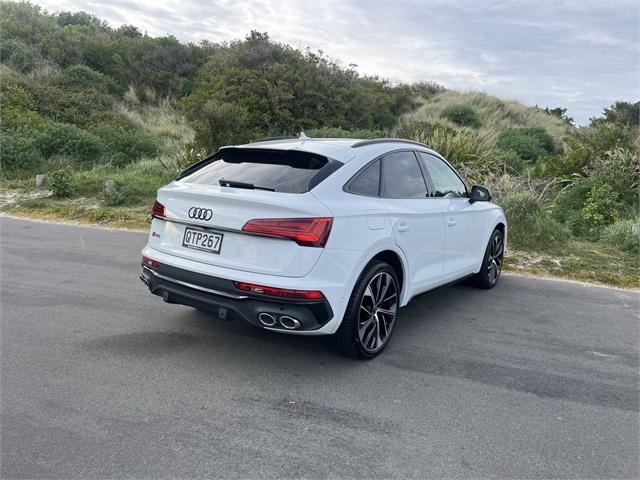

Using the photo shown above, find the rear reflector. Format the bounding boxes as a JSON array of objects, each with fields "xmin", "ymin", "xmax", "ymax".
[
  {"xmin": 152, "ymin": 200, "xmax": 166, "ymax": 219},
  {"xmin": 242, "ymin": 217, "xmax": 332, "ymax": 247},
  {"xmin": 233, "ymin": 281, "xmax": 325, "ymax": 300},
  {"xmin": 142, "ymin": 255, "xmax": 161, "ymax": 268}
]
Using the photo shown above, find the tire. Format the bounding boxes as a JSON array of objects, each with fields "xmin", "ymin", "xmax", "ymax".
[
  {"xmin": 471, "ymin": 228, "xmax": 504, "ymax": 289},
  {"xmin": 332, "ymin": 260, "xmax": 400, "ymax": 359}
]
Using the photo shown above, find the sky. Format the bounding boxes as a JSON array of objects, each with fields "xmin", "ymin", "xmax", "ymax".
[{"xmin": 36, "ymin": 0, "xmax": 639, "ymax": 124}]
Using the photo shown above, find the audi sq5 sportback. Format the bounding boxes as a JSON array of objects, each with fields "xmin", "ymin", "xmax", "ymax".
[{"xmin": 140, "ymin": 136, "xmax": 506, "ymax": 359}]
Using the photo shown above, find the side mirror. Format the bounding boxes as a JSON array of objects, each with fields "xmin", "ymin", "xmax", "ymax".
[{"xmin": 469, "ymin": 185, "xmax": 492, "ymax": 203}]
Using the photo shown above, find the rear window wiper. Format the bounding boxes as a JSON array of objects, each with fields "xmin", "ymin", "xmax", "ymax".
[{"xmin": 218, "ymin": 179, "xmax": 275, "ymax": 192}]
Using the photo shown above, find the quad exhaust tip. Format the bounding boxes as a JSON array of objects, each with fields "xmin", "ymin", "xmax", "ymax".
[{"xmin": 257, "ymin": 312, "xmax": 301, "ymax": 330}]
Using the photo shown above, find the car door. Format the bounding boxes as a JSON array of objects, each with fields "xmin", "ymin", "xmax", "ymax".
[
  {"xmin": 379, "ymin": 150, "xmax": 446, "ymax": 295},
  {"xmin": 417, "ymin": 152, "xmax": 487, "ymax": 282}
]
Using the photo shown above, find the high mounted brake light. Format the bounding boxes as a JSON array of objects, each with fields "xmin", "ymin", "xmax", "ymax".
[
  {"xmin": 233, "ymin": 281, "xmax": 325, "ymax": 300},
  {"xmin": 152, "ymin": 200, "xmax": 166, "ymax": 219},
  {"xmin": 242, "ymin": 217, "xmax": 333, "ymax": 247}
]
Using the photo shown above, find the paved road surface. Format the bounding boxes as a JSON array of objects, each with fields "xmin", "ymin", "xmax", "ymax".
[{"xmin": 1, "ymin": 216, "xmax": 638, "ymax": 479}]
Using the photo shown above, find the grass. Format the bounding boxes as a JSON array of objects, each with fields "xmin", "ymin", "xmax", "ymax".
[
  {"xmin": 505, "ymin": 241, "xmax": 639, "ymax": 288},
  {"xmin": 406, "ymin": 90, "xmax": 573, "ymax": 148}
]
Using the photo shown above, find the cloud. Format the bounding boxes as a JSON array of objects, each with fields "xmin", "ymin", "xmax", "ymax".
[{"xmin": 35, "ymin": 0, "xmax": 639, "ymax": 124}]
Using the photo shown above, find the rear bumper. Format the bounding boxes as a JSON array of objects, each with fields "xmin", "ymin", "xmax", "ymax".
[{"xmin": 140, "ymin": 263, "xmax": 333, "ymax": 332}]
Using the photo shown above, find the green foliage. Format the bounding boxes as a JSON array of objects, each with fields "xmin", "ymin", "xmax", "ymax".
[
  {"xmin": 0, "ymin": 38, "xmax": 37, "ymax": 72},
  {"xmin": 36, "ymin": 122, "xmax": 104, "ymax": 163},
  {"xmin": 543, "ymin": 106, "xmax": 574, "ymax": 126},
  {"xmin": 552, "ymin": 148, "xmax": 638, "ymax": 237},
  {"xmin": 601, "ymin": 220, "xmax": 640, "ymax": 254},
  {"xmin": 305, "ymin": 127, "xmax": 380, "ymax": 138},
  {"xmin": 496, "ymin": 127, "xmax": 555, "ymax": 161},
  {"xmin": 183, "ymin": 31, "xmax": 417, "ymax": 151},
  {"xmin": 0, "ymin": 127, "xmax": 44, "ymax": 173},
  {"xmin": 439, "ymin": 104, "xmax": 481, "ymax": 128},
  {"xmin": 92, "ymin": 124, "xmax": 160, "ymax": 166},
  {"xmin": 590, "ymin": 101, "xmax": 639, "ymax": 128},
  {"xmin": 54, "ymin": 64, "xmax": 118, "ymax": 94},
  {"xmin": 499, "ymin": 191, "xmax": 570, "ymax": 250},
  {"xmin": 581, "ymin": 184, "xmax": 622, "ymax": 235},
  {"xmin": 49, "ymin": 167, "xmax": 73, "ymax": 197},
  {"xmin": 0, "ymin": 78, "xmax": 46, "ymax": 129}
]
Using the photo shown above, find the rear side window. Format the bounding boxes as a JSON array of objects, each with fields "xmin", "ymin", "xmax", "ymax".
[
  {"xmin": 347, "ymin": 159, "xmax": 380, "ymax": 196},
  {"xmin": 179, "ymin": 149, "xmax": 335, "ymax": 194},
  {"xmin": 381, "ymin": 151, "xmax": 429, "ymax": 198}
]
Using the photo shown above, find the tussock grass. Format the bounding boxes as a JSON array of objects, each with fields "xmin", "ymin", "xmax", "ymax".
[
  {"xmin": 406, "ymin": 91, "xmax": 572, "ymax": 147},
  {"xmin": 116, "ymin": 98, "xmax": 194, "ymax": 155}
]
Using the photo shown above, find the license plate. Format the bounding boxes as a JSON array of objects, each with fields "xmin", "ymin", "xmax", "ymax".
[{"xmin": 182, "ymin": 228, "xmax": 223, "ymax": 254}]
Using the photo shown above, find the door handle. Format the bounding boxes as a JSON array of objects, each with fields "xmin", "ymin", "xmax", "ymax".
[
  {"xmin": 447, "ymin": 218, "xmax": 456, "ymax": 227},
  {"xmin": 397, "ymin": 223, "xmax": 410, "ymax": 232}
]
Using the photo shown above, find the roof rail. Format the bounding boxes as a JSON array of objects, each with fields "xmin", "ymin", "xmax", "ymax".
[
  {"xmin": 250, "ymin": 136, "xmax": 296, "ymax": 143},
  {"xmin": 351, "ymin": 138, "xmax": 430, "ymax": 149}
]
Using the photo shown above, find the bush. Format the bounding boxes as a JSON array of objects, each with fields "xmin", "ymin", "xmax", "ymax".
[
  {"xmin": 496, "ymin": 127, "xmax": 555, "ymax": 161},
  {"xmin": 92, "ymin": 124, "xmax": 160, "ymax": 166},
  {"xmin": 499, "ymin": 191, "xmax": 570, "ymax": 250},
  {"xmin": 36, "ymin": 122, "xmax": 105, "ymax": 163},
  {"xmin": 581, "ymin": 184, "xmax": 622, "ymax": 236},
  {"xmin": 54, "ymin": 65, "xmax": 119, "ymax": 94},
  {"xmin": 0, "ymin": 127, "xmax": 44, "ymax": 174},
  {"xmin": 49, "ymin": 168, "xmax": 73, "ymax": 197},
  {"xmin": 0, "ymin": 38, "xmax": 37, "ymax": 72},
  {"xmin": 440, "ymin": 104, "xmax": 481, "ymax": 128},
  {"xmin": 0, "ymin": 80, "xmax": 46, "ymax": 129},
  {"xmin": 601, "ymin": 220, "xmax": 640, "ymax": 254}
]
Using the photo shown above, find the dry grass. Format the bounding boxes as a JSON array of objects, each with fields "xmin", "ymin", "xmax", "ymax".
[{"xmin": 406, "ymin": 90, "xmax": 573, "ymax": 147}]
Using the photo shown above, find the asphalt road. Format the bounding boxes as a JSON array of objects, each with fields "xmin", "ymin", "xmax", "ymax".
[{"xmin": 1, "ymin": 216, "xmax": 638, "ymax": 479}]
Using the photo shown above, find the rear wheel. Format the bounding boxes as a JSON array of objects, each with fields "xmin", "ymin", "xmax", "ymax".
[
  {"xmin": 471, "ymin": 228, "xmax": 504, "ymax": 289},
  {"xmin": 332, "ymin": 261, "xmax": 399, "ymax": 359}
]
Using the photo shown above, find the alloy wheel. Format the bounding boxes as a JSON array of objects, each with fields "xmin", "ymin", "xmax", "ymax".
[
  {"xmin": 487, "ymin": 233, "xmax": 504, "ymax": 285},
  {"xmin": 358, "ymin": 272, "xmax": 398, "ymax": 353}
]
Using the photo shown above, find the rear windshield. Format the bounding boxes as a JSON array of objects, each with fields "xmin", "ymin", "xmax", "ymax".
[{"xmin": 179, "ymin": 148, "xmax": 334, "ymax": 194}]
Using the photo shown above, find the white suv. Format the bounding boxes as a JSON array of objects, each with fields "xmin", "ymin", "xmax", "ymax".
[{"xmin": 141, "ymin": 137, "xmax": 506, "ymax": 359}]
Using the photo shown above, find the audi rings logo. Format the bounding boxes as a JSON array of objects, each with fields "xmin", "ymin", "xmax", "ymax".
[{"xmin": 188, "ymin": 207, "xmax": 213, "ymax": 221}]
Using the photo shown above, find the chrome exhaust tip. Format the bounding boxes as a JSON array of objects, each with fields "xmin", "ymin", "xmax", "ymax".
[
  {"xmin": 279, "ymin": 315, "xmax": 301, "ymax": 330},
  {"xmin": 257, "ymin": 312, "xmax": 277, "ymax": 327}
]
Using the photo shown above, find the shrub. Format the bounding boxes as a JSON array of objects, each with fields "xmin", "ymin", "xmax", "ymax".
[
  {"xmin": 36, "ymin": 122, "xmax": 105, "ymax": 163},
  {"xmin": 0, "ymin": 38, "xmax": 37, "ymax": 72},
  {"xmin": 49, "ymin": 168, "xmax": 73, "ymax": 197},
  {"xmin": 305, "ymin": 127, "xmax": 379, "ymax": 139},
  {"xmin": 601, "ymin": 220, "xmax": 640, "ymax": 254},
  {"xmin": 581, "ymin": 184, "xmax": 622, "ymax": 236},
  {"xmin": 0, "ymin": 80, "xmax": 46, "ymax": 129},
  {"xmin": 0, "ymin": 127, "xmax": 44, "ymax": 174},
  {"xmin": 440, "ymin": 104, "xmax": 481, "ymax": 128},
  {"xmin": 92, "ymin": 124, "xmax": 160, "ymax": 166},
  {"xmin": 498, "ymin": 191, "xmax": 570, "ymax": 250},
  {"xmin": 496, "ymin": 127, "xmax": 555, "ymax": 161},
  {"xmin": 54, "ymin": 65, "xmax": 119, "ymax": 94}
]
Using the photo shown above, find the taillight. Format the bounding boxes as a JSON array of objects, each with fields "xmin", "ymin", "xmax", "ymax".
[
  {"xmin": 142, "ymin": 255, "xmax": 161, "ymax": 267},
  {"xmin": 242, "ymin": 217, "xmax": 333, "ymax": 247},
  {"xmin": 233, "ymin": 281, "xmax": 325, "ymax": 300},
  {"xmin": 152, "ymin": 200, "xmax": 165, "ymax": 219}
]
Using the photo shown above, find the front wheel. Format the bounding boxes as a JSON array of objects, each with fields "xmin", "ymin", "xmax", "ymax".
[
  {"xmin": 332, "ymin": 261, "xmax": 399, "ymax": 359},
  {"xmin": 471, "ymin": 228, "xmax": 504, "ymax": 289}
]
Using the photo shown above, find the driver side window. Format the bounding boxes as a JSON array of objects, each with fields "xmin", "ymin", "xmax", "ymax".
[{"xmin": 417, "ymin": 152, "xmax": 467, "ymax": 198}]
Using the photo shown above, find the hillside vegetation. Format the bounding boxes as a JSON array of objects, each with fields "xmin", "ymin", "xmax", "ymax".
[{"xmin": 0, "ymin": 1, "xmax": 638, "ymax": 286}]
